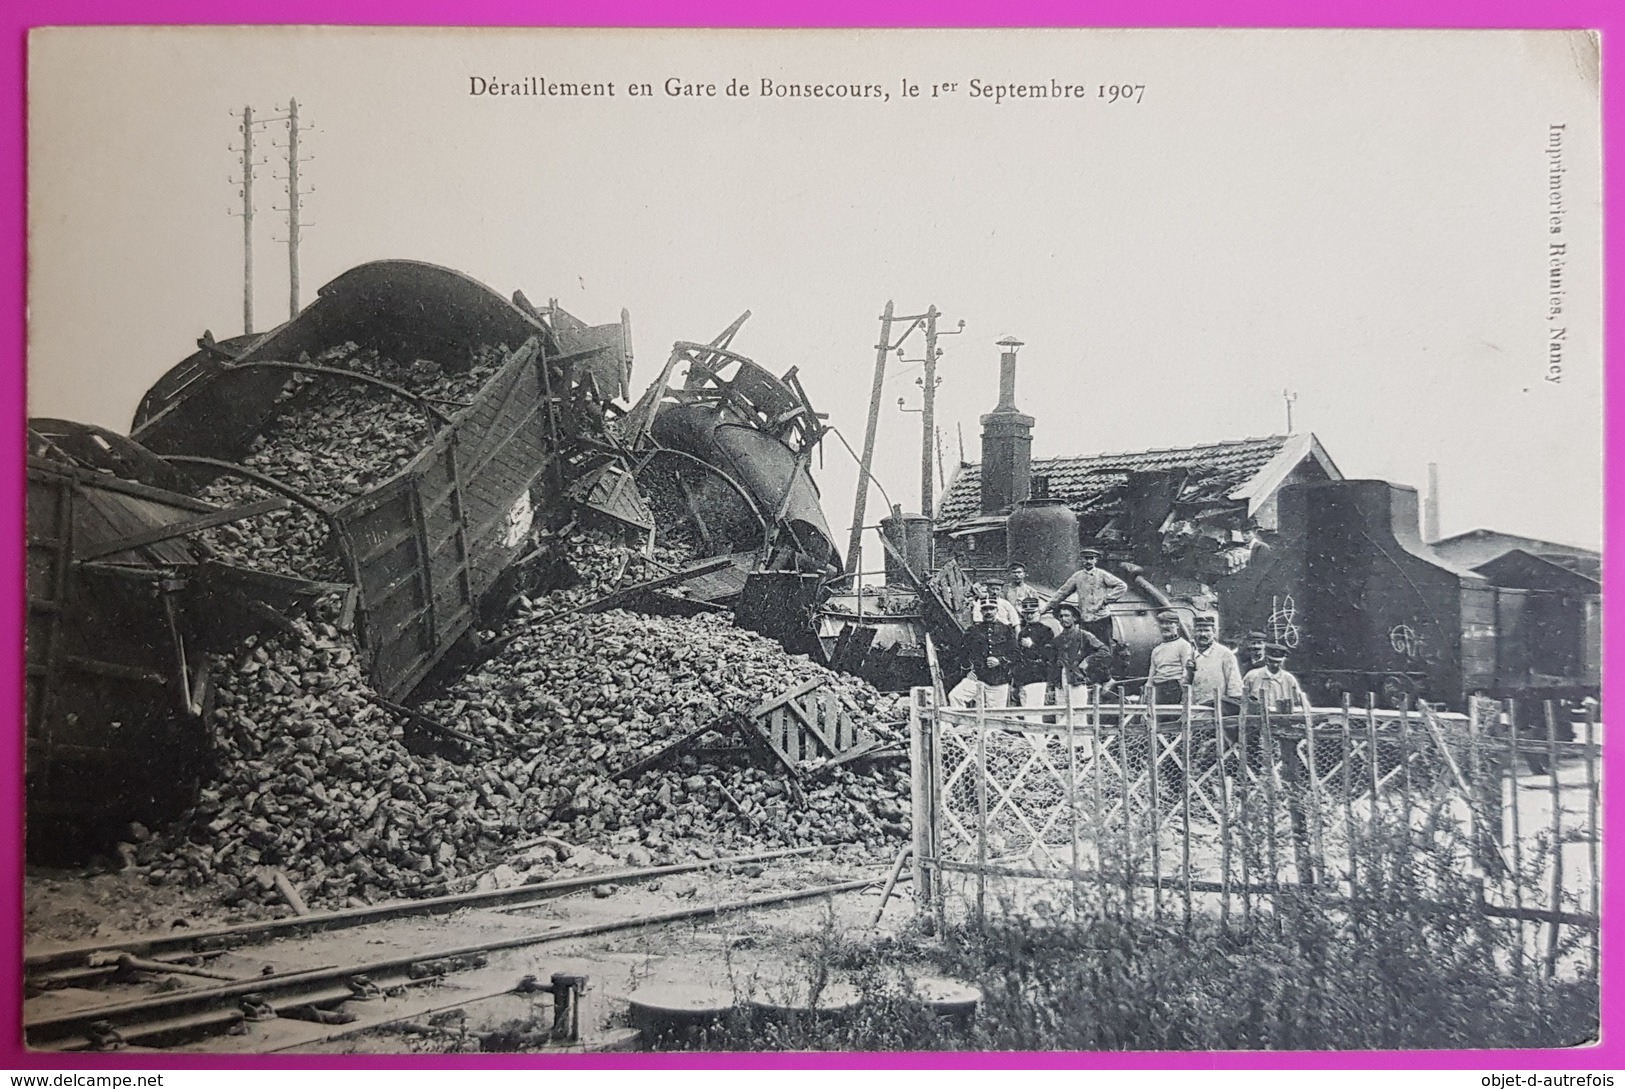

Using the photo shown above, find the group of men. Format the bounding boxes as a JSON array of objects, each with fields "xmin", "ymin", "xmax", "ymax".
[{"xmin": 948, "ymin": 554, "xmax": 1306, "ymax": 715}]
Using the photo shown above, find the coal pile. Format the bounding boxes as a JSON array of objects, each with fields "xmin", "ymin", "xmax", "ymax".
[
  {"xmin": 135, "ymin": 526, "xmax": 909, "ymax": 914},
  {"xmin": 419, "ymin": 609, "xmax": 909, "ymax": 856},
  {"xmin": 190, "ymin": 341, "xmax": 505, "ymax": 579}
]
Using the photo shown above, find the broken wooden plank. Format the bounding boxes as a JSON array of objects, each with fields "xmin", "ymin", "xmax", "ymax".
[
  {"xmin": 748, "ymin": 676, "xmax": 829, "ymax": 719},
  {"xmin": 76, "ymin": 497, "xmax": 291, "ymax": 561}
]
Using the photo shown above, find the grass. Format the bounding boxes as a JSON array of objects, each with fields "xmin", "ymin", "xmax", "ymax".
[{"xmin": 647, "ymin": 901, "xmax": 1598, "ymax": 1053}]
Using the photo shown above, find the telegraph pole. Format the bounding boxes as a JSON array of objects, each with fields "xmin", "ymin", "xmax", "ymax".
[
  {"xmin": 845, "ymin": 301, "xmax": 895, "ymax": 582},
  {"xmin": 230, "ymin": 106, "xmax": 271, "ymax": 334},
  {"xmin": 239, "ymin": 106, "xmax": 255, "ymax": 334},
  {"xmin": 919, "ymin": 306, "xmax": 940, "ymax": 520},
  {"xmin": 285, "ymin": 98, "xmax": 301, "ymax": 318},
  {"xmin": 914, "ymin": 307, "xmax": 963, "ymax": 519}
]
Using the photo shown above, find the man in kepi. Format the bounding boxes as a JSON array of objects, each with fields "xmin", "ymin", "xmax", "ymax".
[
  {"xmin": 1044, "ymin": 546, "xmax": 1127, "ymax": 646},
  {"xmin": 1243, "ymin": 642, "xmax": 1306, "ymax": 715},
  {"xmin": 1144, "ymin": 608, "xmax": 1196, "ymax": 706},
  {"xmin": 1012, "ymin": 595, "xmax": 1056, "ymax": 709},
  {"xmin": 950, "ymin": 598, "xmax": 1019, "ymax": 708},
  {"xmin": 1190, "ymin": 613, "xmax": 1243, "ymax": 712}
]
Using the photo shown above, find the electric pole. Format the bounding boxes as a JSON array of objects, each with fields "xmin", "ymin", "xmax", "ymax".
[
  {"xmin": 845, "ymin": 301, "xmax": 895, "ymax": 582},
  {"xmin": 239, "ymin": 106, "xmax": 255, "ymax": 334},
  {"xmin": 229, "ymin": 106, "xmax": 271, "ymax": 335},
  {"xmin": 912, "ymin": 307, "xmax": 963, "ymax": 520},
  {"xmin": 286, "ymin": 98, "xmax": 301, "ymax": 318},
  {"xmin": 920, "ymin": 307, "xmax": 940, "ymax": 520}
]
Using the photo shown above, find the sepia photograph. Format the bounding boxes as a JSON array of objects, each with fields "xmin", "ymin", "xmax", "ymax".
[{"xmin": 20, "ymin": 26, "xmax": 1605, "ymax": 1058}]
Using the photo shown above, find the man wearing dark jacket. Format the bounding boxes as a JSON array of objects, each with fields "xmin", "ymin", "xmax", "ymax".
[
  {"xmin": 950, "ymin": 599, "xmax": 1019, "ymax": 708},
  {"xmin": 1012, "ymin": 596, "xmax": 1056, "ymax": 708}
]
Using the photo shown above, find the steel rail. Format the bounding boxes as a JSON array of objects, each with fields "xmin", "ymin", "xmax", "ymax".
[
  {"xmin": 24, "ymin": 845, "xmax": 828, "ymax": 975},
  {"xmin": 27, "ymin": 872, "xmax": 892, "ymax": 1051}
]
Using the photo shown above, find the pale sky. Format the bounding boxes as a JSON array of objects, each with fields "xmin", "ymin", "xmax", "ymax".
[{"xmin": 28, "ymin": 27, "xmax": 1604, "ymax": 559}]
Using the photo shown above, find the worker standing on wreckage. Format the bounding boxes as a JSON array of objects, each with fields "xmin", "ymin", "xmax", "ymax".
[
  {"xmin": 950, "ymin": 598, "xmax": 1019, "ymax": 708},
  {"xmin": 1043, "ymin": 546, "xmax": 1127, "ymax": 646}
]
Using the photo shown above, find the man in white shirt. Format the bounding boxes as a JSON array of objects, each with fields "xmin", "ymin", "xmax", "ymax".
[
  {"xmin": 1243, "ymin": 643, "xmax": 1306, "ymax": 713},
  {"xmin": 1144, "ymin": 609, "xmax": 1195, "ymax": 706},
  {"xmin": 1190, "ymin": 613, "xmax": 1243, "ymax": 712},
  {"xmin": 1043, "ymin": 547, "xmax": 1127, "ymax": 646}
]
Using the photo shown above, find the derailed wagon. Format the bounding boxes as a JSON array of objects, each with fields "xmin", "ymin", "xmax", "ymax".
[
  {"xmin": 131, "ymin": 259, "xmax": 633, "ymax": 700},
  {"xmin": 26, "ymin": 261, "xmax": 634, "ymax": 852},
  {"xmin": 25, "ymin": 424, "xmax": 347, "ymax": 855}
]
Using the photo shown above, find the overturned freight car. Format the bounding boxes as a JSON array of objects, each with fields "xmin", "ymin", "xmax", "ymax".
[
  {"xmin": 25, "ymin": 423, "xmax": 348, "ymax": 854},
  {"xmin": 25, "ymin": 262, "xmax": 634, "ymax": 854},
  {"xmin": 131, "ymin": 259, "xmax": 633, "ymax": 700}
]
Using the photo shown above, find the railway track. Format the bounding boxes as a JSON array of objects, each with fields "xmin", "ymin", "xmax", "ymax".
[{"xmin": 24, "ymin": 848, "xmax": 901, "ymax": 1054}]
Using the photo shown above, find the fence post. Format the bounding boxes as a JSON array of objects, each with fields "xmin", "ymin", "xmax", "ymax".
[
  {"xmin": 1118, "ymin": 689, "xmax": 1134, "ymax": 920},
  {"xmin": 1237, "ymin": 698, "xmax": 1254, "ymax": 930},
  {"xmin": 1214, "ymin": 698, "xmax": 1233, "ymax": 930},
  {"xmin": 1092, "ymin": 684, "xmax": 1108, "ymax": 911},
  {"xmin": 1340, "ymin": 692, "xmax": 1358, "ymax": 903},
  {"xmin": 976, "ymin": 687, "xmax": 989, "ymax": 927},
  {"xmin": 1064, "ymin": 667, "xmax": 1080, "ymax": 919},
  {"xmin": 1543, "ymin": 701, "xmax": 1564, "ymax": 978},
  {"xmin": 1584, "ymin": 704, "xmax": 1599, "ymax": 978},
  {"xmin": 1364, "ymin": 693, "xmax": 1382, "ymax": 898},
  {"xmin": 1260, "ymin": 700, "xmax": 1283, "ymax": 927},
  {"xmin": 910, "ymin": 690, "xmax": 929, "ymax": 923},
  {"xmin": 1181, "ymin": 687, "xmax": 1194, "ymax": 932},
  {"xmin": 1299, "ymin": 695, "xmax": 1326, "ymax": 888},
  {"xmin": 1148, "ymin": 687, "xmax": 1162, "ymax": 925},
  {"xmin": 1504, "ymin": 698, "xmax": 1525, "ymax": 978}
]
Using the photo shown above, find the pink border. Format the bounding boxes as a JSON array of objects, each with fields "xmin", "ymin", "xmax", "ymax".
[{"xmin": 2, "ymin": 0, "xmax": 1617, "ymax": 1072}]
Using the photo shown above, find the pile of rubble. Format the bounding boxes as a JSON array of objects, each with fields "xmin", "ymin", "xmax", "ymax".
[
  {"xmin": 190, "ymin": 341, "xmax": 505, "ymax": 579},
  {"xmin": 136, "ymin": 527, "xmax": 908, "ymax": 913}
]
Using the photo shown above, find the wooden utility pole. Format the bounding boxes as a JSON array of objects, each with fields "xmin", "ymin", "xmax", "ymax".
[
  {"xmin": 285, "ymin": 98, "xmax": 301, "ymax": 318},
  {"xmin": 919, "ymin": 306, "xmax": 940, "ymax": 520},
  {"xmin": 845, "ymin": 300, "xmax": 895, "ymax": 582},
  {"xmin": 239, "ymin": 106, "xmax": 256, "ymax": 334}
]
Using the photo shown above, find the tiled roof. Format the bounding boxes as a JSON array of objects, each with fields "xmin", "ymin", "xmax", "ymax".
[{"xmin": 937, "ymin": 435, "xmax": 1294, "ymax": 526}]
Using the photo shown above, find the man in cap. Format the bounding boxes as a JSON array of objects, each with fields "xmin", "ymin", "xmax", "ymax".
[
  {"xmin": 1190, "ymin": 613, "xmax": 1243, "ymax": 712},
  {"xmin": 1044, "ymin": 546, "xmax": 1127, "ymax": 646},
  {"xmin": 949, "ymin": 598, "xmax": 1019, "ymax": 708},
  {"xmin": 1011, "ymin": 595, "xmax": 1056, "ymax": 709},
  {"xmin": 1050, "ymin": 602, "xmax": 1109, "ymax": 708},
  {"xmin": 998, "ymin": 562, "xmax": 1034, "ymax": 611},
  {"xmin": 981, "ymin": 577, "xmax": 1022, "ymax": 627},
  {"xmin": 1144, "ymin": 608, "xmax": 1196, "ymax": 706},
  {"xmin": 1241, "ymin": 630, "xmax": 1271, "ymax": 675},
  {"xmin": 1243, "ymin": 643, "xmax": 1306, "ymax": 714}
]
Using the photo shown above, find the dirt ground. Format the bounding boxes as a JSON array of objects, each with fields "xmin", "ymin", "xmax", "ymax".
[{"xmin": 23, "ymin": 846, "xmax": 918, "ymax": 1055}]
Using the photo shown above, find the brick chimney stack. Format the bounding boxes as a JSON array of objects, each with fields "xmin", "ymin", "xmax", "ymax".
[{"xmin": 980, "ymin": 337, "xmax": 1035, "ymax": 515}]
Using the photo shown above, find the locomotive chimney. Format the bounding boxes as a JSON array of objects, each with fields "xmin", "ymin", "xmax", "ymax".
[{"xmin": 980, "ymin": 336, "xmax": 1035, "ymax": 515}]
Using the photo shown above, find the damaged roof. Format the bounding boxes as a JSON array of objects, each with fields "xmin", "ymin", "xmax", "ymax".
[{"xmin": 937, "ymin": 433, "xmax": 1336, "ymax": 527}]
